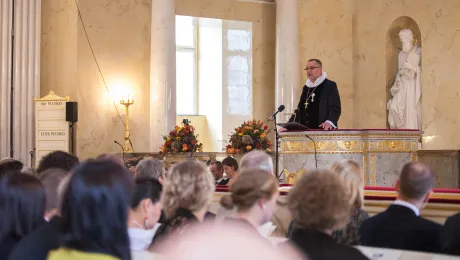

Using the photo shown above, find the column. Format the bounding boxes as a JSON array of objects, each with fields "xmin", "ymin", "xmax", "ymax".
[
  {"xmin": 12, "ymin": 0, "xmax": 41, "ymax": 166},
  {"xmin": 275, "ymin": 0, "xmax": 300, "ymax": 123},
  {"xmin": 150, "ymin": 0, "xmax": 176, "ymax": 152},
  {"xmin": 0, "ymin": 0, "xmax": 12, "ymax": 160}
]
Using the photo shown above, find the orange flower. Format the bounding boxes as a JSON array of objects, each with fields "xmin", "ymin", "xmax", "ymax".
[
  {"xmin": 260, "ymin": 133, "xmax": 267, "ymax": 139},
  {"xmin": 229, "ymin": 148, "xmax": 235, "ymax": 154},
  {"xmin": 246, "ymin": 145, "xmax": 252, "ymax": 151},
  {"xmin": 235, "ymin": 148, "xmax": 241, "ymax": 153}
]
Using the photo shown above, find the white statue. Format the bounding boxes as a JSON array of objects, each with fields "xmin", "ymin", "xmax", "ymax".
[{"xmin": 387, "ymin": 29, "xmax": 422, "ymax": 130}]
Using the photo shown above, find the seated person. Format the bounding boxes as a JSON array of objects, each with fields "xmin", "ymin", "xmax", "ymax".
[
  {"xmin": 288, "ymin": 160, "xmax": 369, "ymax": 246},
  {"xmin": 136, "ymin": 158, "xmax": 166, "ymax": 184},
  {"xmin": 0, "ymin": 159, "xmax": 24, "ymax": 176},
  {"xmin": 286, "ymin": 169, "xmax": 368, "ymax": 260},
  {"xmin": 47, "ymin": 160, "xmax": 133, "ymax": 260},
  {"xmin": 209, "ymin": 161, "xmax": 229, "ymax": 186},
  {"xmin": 36, "ymin": 150, "xmax": 79, "ymax": 174},
  {"xmin": 151, "ymin": 160, "xmax": 215, "ymax": 250},
  {"xmin": 128, "ymin": 177, "xmax": 163, "ymax": 251},
  {"xmin": 443, "ymin": 212, "xmax": 460, "ymax": 255},
  {"xmin": 359, "ymin": 162, "xmax": 442, "ymax": 253},
  {"xmin": 222, "ymin": 157, "xmax": 239, "ymax": 186},
  {"xmin": 220, "ymin": 168, "xmax": 278, "ymax": 236},
  {"xmin": 8, "ymin": 168, "xmax": 69, "ymax": 260},
  {"xmin": 0, "ymin": 172, "xmax": 46, "ymax": 259},
  {"xmin": 239, "ymin": 150, "xmax": 274, "ymax": 174}
]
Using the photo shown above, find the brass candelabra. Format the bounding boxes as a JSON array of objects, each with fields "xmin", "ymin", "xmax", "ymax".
[{"xmin": 120, "ymin": 97, "xmax": 134, "ymax": 153}]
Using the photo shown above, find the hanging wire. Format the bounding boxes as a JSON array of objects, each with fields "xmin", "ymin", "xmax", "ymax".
[{"xmin": 73, "ymin": 0, "xmax": 126, "ymax": 128}]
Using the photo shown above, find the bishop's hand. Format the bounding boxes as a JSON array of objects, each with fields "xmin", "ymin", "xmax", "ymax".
[{"xmin": 319, "ymin": 121, "xmax": 334, "ymax": 131}]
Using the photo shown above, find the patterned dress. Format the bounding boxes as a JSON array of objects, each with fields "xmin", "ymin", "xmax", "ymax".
[
  {"xmin": 287, "ymin": 208, "xmax": 369, "ymax": 246},
  {"xmin": 332, "ymin": 208, "xmax": 369, "ymax": 246}
]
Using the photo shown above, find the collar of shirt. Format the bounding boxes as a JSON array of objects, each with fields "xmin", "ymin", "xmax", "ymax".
[
  {"xmin": 216, "ymin": 177, "xmax": 228, "ymax": 183},
  {"xmin": 393, "ymin": 199, "xmax": 420, "ymax": 216}
]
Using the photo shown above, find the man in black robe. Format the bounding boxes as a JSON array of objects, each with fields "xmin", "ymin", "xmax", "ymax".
[{"xmin": 288, "ymin": 59, "xmax": 341, "ymax": 130}]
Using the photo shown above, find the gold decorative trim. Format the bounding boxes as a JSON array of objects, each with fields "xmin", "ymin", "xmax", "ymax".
[
  {"xmin": 281, "ymin": 132, "xmax": 421, "ymax": 139},
  {"xmin": 34, "ymin": 91, "xmax": 70, "ymax": 102},
  {"xmin": 282, "ymin": 140, "xmax": 417, "ymax": 154},
  {"xmin": 369, "ymin": 154, "xmax": 377, "ymax": 186},
  {"xmin": 411, "ymin": 153, "xmax": 418, "ymax": 162},
  {"xmin": 363, "ymin": 154, "xmax": 369, "ymax": 185}
]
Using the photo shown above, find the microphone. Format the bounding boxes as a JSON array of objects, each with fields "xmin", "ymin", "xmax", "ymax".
[
  {"xmin": 114, "ymin": 141, "xmax": 128, "ymax": 169},
  {"xmin": 270, "ymin": 105, "xmax": 285, "ymax": 120}
]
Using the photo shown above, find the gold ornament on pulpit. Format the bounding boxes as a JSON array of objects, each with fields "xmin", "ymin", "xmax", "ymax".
[
  {"xmin": 284, "ymin": 169, "xmax": 306, "ymax": 184},
  {"xmin": 120, "ymin": 94, "xmax": 134, "ymax": 153}
]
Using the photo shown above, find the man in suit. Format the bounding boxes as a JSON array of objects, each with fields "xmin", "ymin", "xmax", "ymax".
[
  {"xmin": 288, "ymin": 59, "xmax": 341, "ymax": 130},
  {"xmin": 442, "ymin": 212, "xmax": 460, "ymax": 255},
  {"xmin": 359, "ymin": 162, "xmax": 442, "ymax": 253},
  {"xmin": 210, "ymin": 161, "xmax": 229, "ymax": 186}
]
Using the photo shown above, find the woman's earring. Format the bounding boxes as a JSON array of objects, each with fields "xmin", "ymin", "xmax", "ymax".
[{"xmin": 144, "ymin": 217, "xmax": 149, "ymax": 229}]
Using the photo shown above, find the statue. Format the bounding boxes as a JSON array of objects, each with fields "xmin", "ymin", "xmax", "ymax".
[{"xmin": 387, "ymin": 29, "xmax": 422, "ymax": 130}]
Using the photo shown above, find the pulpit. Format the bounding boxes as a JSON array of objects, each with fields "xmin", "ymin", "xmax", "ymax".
[{"xmin": 279, "ymin": 129, "xmax": 421, "ymax": 186}]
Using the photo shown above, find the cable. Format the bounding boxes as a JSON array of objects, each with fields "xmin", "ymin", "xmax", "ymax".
[
  {"xmin": 73, "ymin": 0, "xmax": 126, "ymax": 128},
  {"xmin": 305, "ymin": 135, "xmax": 318, "ymax": 169}
]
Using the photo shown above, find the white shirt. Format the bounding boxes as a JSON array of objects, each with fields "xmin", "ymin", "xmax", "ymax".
[{"xmin": 392, "ymin": 199, "xmax": 420, "ymax": 216}]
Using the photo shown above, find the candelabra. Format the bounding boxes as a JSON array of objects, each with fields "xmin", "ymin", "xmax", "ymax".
[{"xmin": 120, "ymin": 95, "xmax": 134, "ymax": 153}]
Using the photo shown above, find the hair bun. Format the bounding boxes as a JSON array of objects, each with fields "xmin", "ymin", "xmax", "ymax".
[{"xmin": 220, "ymin": 195, "xmax": 235, "ymax": 210}]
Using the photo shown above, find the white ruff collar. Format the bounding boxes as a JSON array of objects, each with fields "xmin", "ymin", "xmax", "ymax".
[{"xmin": 306, "ymin": 72, "xmax": 327, "ymax": 88}]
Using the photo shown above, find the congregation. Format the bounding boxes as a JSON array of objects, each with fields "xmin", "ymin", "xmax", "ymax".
[{"xmin": 1, "ymin": 151, "xmax": 460, "ymax": 260}]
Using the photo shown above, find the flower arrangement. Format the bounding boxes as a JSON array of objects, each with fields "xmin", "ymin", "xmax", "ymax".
[
  {"xmin": 160, "ymin": 123, "xmax": 203, "ymax": 153},
  {"xmin": 226, "ymin": 119, "xmax": 272, "ymax": 154}
]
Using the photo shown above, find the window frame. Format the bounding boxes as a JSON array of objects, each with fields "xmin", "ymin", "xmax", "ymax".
[{"xmin": 175, "ymin": 16, "xmax": 199, "ymax": 116}]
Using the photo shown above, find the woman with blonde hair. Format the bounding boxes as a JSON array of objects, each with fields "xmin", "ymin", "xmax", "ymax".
[
  {"xmin": 330, "ymin": 160, "xmax": 368, "ymax": 245},
  {"xmin": 220, "ymin": 169, "xmax": 278, "ymax": 235},
  {"xmin": 151, "ymin": 160, "xmax": 215, "ymax": 247}
]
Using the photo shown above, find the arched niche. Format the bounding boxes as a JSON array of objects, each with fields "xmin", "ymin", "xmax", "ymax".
[{"xmin": 385, "ymin": 16, "xmax": 421, "ymax": 126}]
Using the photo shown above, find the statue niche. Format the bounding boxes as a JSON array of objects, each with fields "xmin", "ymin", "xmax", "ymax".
[{"xmin": 386, "ymin": 17, "xmax": 422, "ymax": 130}]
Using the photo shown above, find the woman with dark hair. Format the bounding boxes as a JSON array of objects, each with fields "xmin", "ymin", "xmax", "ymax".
[
  {"xmin": 0, "ymin": 172, "xmax": 46, "ymax": 258},
  {"xmin": 47, "ymin": 160, "xmax": 134, "ymax": 260},
  {"xmin": 128, "ymin": 177, "xmax": 163, "ymax": 252},
  {"xmin": 222, "ymin": 157, "xmax": 239, "ymax": 186}
]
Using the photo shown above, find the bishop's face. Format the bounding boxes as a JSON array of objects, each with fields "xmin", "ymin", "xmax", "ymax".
[{"xmin": 306, "ymin": 61, "xmax": 323, "ymax": 82}]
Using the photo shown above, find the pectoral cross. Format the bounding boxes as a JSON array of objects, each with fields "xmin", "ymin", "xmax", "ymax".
[{"xmin": 305, "ymin": 101, "xmax": 309, "ymax": 109}]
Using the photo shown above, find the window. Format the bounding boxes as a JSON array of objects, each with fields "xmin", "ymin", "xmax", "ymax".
[
  {"xmin": 225, "ymin": 23, "xmax": 253, "ymax": 116},
  {"xmin": 175, "ymin": 16, "xmax": 197, "ymax": 115}
]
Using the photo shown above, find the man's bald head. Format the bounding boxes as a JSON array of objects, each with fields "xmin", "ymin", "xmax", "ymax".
[{"xmin": 398, "ymin": 162, "xmax": 435, "ymax": 200}]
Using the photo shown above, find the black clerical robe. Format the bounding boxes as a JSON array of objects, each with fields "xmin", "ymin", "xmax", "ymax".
[{"xmin": 289, "ymin": 78, "xmax": 341, "ymax": 129}]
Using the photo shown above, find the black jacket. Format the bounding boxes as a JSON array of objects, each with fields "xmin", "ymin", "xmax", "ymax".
[
  {"xmin": 289, "ymin": 78, "xmax": 341, "ymax": 128},
  {"xmin": 359, "ymin": 204, "xmax": 442, "ymax": 253},
  {"xmin": 8, "ymin": 217, "xmax": 61, "ymax": 260},
  {"xmin": 287, "ymin": 228, "xmax": 368, "ymax": 260}
]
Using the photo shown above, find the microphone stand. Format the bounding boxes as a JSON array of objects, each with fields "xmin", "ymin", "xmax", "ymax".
[
  {"xmin": 274, "ymin": 114, "xmax": 281, "ymax": 180},
  {"xmin": 29, "ymin": 149, "xmax": 35, "ymax": 168},
  {"xmin": 114, "ymin": 141, "xmax": 128, "ymax": 169}
]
